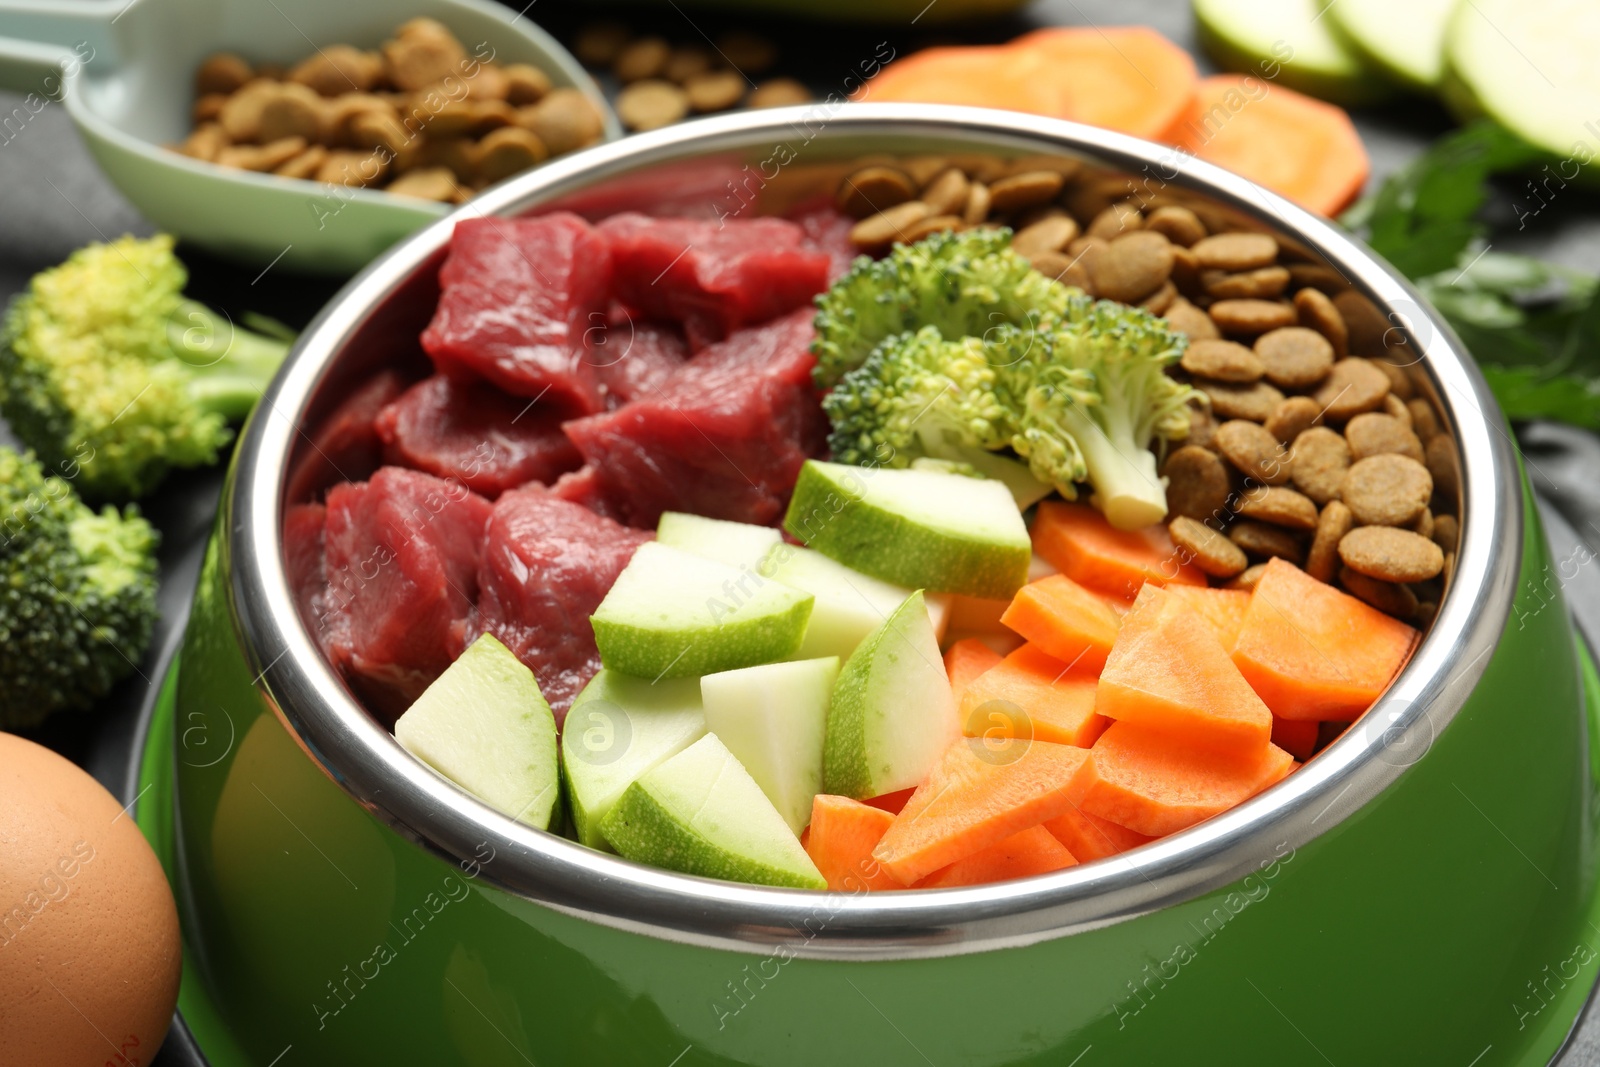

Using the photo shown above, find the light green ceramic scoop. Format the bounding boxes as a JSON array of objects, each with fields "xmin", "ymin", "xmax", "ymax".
[{"xmin": 0, "ymin": 0, "xmax": 619, "ymax": 275}]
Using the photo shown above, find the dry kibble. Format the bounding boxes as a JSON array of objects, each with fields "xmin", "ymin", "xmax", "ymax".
[
  {"xmin": 1162, "ymin": 445, "xmax": 1232, "ymax": 522},
  {"xmin": 521, "ymin": 89, "xmax": 603, "ymax": 154},
  {"xmin": 1310, "ymin": 358, "xmax": 1391, "ymax": 421},
  {"xmin": 616, "ymin": 80, "xmax": 690, "ymax": 131},
  {"xmin": 989, "ymin": 171, "xmax": 1066, "ymax": 214},
  {"xmin": 1265, "ymin": 396, "xmax": 1322, "ymax": 444},
  {"xmin": 1410, "ymin": 508, "xmax": 1434, "ymax": 540},
  {"xmin": 348, "ymin": 109, "xmax": 419, "ymax": 169},
  {"xmin": 716, "ymin": 31, "xmax": 777, "ymax": 75},
  {"xmin": 685, "ymin": 69, "xmax": 745, "ymax": 112},
  {"xmin": 901, "ymin": 214, "xmax": 964, "ymax": 242},
  {"xmin": 468, "ymin": 99, "xmax": 519, "ymax": 133},
  {"xmin": 325, "ymin": 93, "xmax": 395, "ymax": 142},
  {"xmin": 192, "ymin": 93, "xmax": 227, "ymax": 124},
  {"xmin": 746, "ymin": 78, "xmax": 811, "ymax": 109},
  {"xmin": 1191, "ymin": 232, "xmax": 1278, "ymax": 272},
  {"xmin": 464, "ymin": 64, "xmax": 511, "ymax": 102},
  {"xmin": 384, "ymin": 165, "xmax": 463, "ymax": 201},
  {"xmin": 1170, "ymin": 516, "xmax": 1249, "ymax": 578},
  {"xmin": 1230, "ymin": 521, "xmax": 1305, "ymax": 563},
  {"xmin": 919, "ymin": 168, "xmax": 969, "ymax": 216},
  {"xmin": 1345, "ymin": 412, "xmax": 1424, "ymax": 462},
  {"xmin": 1340, "ymin": 454, "xmax": 1433, "ymax": 527},
  {"xmin": 1384, "ymin": 393, "xmax": 1412, "ymax": 427},
  {"xmin": 1293, "ymin": 287, "xmax": 1349, "ymax": 358},
  {"xmin": 1186, "ymin": 404, "xmax": 1217, "ymax": 450},
  {"xmin": 273, "ymin": 145, "xmax": 329, "ymax": 179},
  {"xmin": 1182, "ymin": 339, "xmax": 1262, "ymax": 383},
  {"xmin": 664, "ymin": 46, "xmax": 712, "ymax": 84},
  {"xmin": 1213, "ymin": 419, "xmax": 1292, "ymax": 485},
  {"xmin": 1164, "ymin": 298, "xmax": 1220, "ymax": 341},
  {"xmin": 1289, "ymin": 426, "xmax": 1352, "ymax": 505},
  {"xmin": 179, "ymin": 123, "xmax": 229, "ymax": 162},
  {"xmin": 316, "ymin": 147, "xmax": 389, "ymax": 187},
  {"xmin": 1066, "ymin": 236, "xmax": 1107, "ymax": 275},
  {"xmin": 1086, "ymin": 202, "xmax": 1143, "ymax": 240},
  {"xmin": 574, "ymin": 21, "xmax": 630, "ymax": 67},
  {"xmin": 1369, "ymin": 359, "xmax": 1413, "ymax": 402},
  {"xmin": 1140, "ymin": 281, "xmax": 1177, "ymax": 315},
  {"xmin": 962, "ymin": 181, "xmax": 991, "ymax": 226},
  {"xmin": 1209, "ymin": 299, "xmax": 1297, "ymax": 336},
  {"xmin": 289, "ymin": 45, "xmax": 382, "ymax": 96},
  {"xmin": 613, "ymin": 37, "xmax": 671, "ymax": 83},
  {"xmin": 1027, "ymin": 251, "xmax": 1074, "ymax": 283},
  {"xmin": 1254, "ymin": 327, "xmax": 1334, "ymax": 390},
  {"xmin": 1287, "ymin": 263, "xmax": 1344, "ymax": 292},
  {"xmin": 419, "ymin": 137, "xmax": 476, "ymax": 183},
  {"xmin": 1332, "ymin": 290, "xmax": 1391, "ymax": 357},
  {"xmin": 503, "ymin": 64, "xmax": 552, "ymax": 106},
  {"xmin": 1092, "ymin": 231, "xmax": 1174, "ymax": 304},
  {"xmin": 258, "ymin": 83, "xmax": 329, "ymax": 144},
  {"xmin": 1228, "ymin": 562, "xmax": 1270, "ymax": 590},
  {"xmin": 1169, "ymin": 244, "xmax": 1200, "ymax": 296},
  {"xmin": 1425, "ymin": 434, "xmax": 1459, "ymax": 501},
  {"xmin": 1012, "ymin": 215, "xmax": 1079, "ymax": 258},
  {"xmin": 1339, "ymin": 567, "xmax": 1419, "ymax": 618},
  {"xmin": 1432, "ymin": 514, "xmax": 1459, "ymax": 554},
  {"xmin": 475, "ymin": 125, "xmax": 549, "ymax": 183},
  {"xmin": 384, "ymin": 18, "xmax": 468, "ymax": 92},
  {"xmin": 1203, "ymin": 266, "xmax": 1290, "ymax": 301},
  {"xmin": 1198, "ymin": 380, "xmax": 1285, "ymax": 423},
  {"xmin": 850, "ymin": 201, "xmax": 933, "ymax": 247},
  {"xmin": 836, "ymin": 165, "xmax": 918, "ymax": 218},
  {"xmin": 1340, "ymin": 525, "xmax": 1444, "ymax": 583},
  {"xmin": 197, "ymin": 52, "xmax": 253, "ymax": 96},
  {"xmin": 1145, "ymin": 205, "xmax": 1206, "ymax": 246},
  {"xmin": 1306, "ymin": 500, "xmax": 1354, "ymax": 583},
  {"xmin": 1407, "ymin": 399, "xmax": 1440, "ymax": 442},
  {"xmin": 216, "ymin": 135, "xmax": 308, "ymax": 172},
  {"xmin": 218, "ymin": 79, "xmax": 280, "ymax": 142},
  {"xmin": 1237, "ymin": 485, "xmax": 1319, "ymax": 530}
]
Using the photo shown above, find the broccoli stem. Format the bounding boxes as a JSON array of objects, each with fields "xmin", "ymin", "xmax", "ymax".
[
  {"xmin": 1057, "ymin": 403, "xmax": 1168, "ymax": 531},
  {"xmin": 168, "ymin": 299, "xmax": 292, "ymax": 421}
]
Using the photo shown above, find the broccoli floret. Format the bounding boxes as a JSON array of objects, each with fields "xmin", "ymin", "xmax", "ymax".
[
  {"xmin": 811, "ymin": 228, "xmax": 1074, "ymax": 388},
  {"xmin": 0, "ymin": 234, "xmax": 292, "ymax": 499},
  {"xmin": 1009, "ymin": 300, "xmax": 1201, "ymax": 530},
  {"xmin": 0, "ymin": 448, "xmax": 159, "ymax": 729}
]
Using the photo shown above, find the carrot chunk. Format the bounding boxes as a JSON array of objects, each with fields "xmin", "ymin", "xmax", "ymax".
[
  {"xmin": 944, "ymin": 638, "xmax": 1004, "ymax": 707},
  {"xmin": 1165, "ymin": 75, "xmax": 1370, "ymax": 218},
  {"xmin": 1000, "ymin": 574, "xmax": 1123, "ymax": 673},
  {"xmin": 915, "ymin": 825, "xmax": 1078, "ymax": 888},
  {"xmin": 962, "ymin": 643, "xmax": 1110, "ymax": 748},
  {"xmin": 1271, "ymin": 717, "xmax": 1320, "ymax": 762},
  {"xmin": 1070, "ymin": 721, "xmax": 1295, "ymax": 837},
  {"xmin": 1043, "ymin": 803, "xmax": 1156, "ymax": 861},
  {"xmin": 1095, "ymin": 585, "xmax": 1273, "ymax": 755},
  {"xmin": 1231, "ymin": 558, "xmax": 1419, "ymax": 721},
  {"xmin": 1160, "ymin": 584, "xmax": 1252, "ymax": 652},
  {"xmin": 1031, "ymin": 501, "xmax": 1205, "ymax": 600},
  {"xmin": 872, "ymin": 737, "xmax": 1091, "ymax": 885},
  {"xmin": 805, "ymin": 795, "xmax": 903, "ymax": 892}
]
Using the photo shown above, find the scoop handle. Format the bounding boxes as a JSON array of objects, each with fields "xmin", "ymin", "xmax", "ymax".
[{"xmin": 0, "ymin": 0, "xmax": 117, "ymax": 96}]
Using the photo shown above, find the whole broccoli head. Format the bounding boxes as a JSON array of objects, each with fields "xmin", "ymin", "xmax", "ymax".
[
  {"xmin": 0, "ymin": 234, "xmax": 292, "ymax": 500},
  {"xmin": 811, "ymin": 228, "xmax": 1074, "ymax": 388},
  {"xmin": 0, "ymin": 448, "xmax": 159, "ymax": 730}
]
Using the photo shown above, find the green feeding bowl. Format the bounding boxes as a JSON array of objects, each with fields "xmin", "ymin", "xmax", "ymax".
[{"xmin": 141, "ymin": 105, "xmax": 1600, "ymax": 1066}]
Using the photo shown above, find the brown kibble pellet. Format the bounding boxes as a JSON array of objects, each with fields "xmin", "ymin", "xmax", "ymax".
[
  {"xmin": 384, "ymin": 18, "xmax": 469, "ymax": 92},
  {"xmin": 386, "ymin": 164, "xmax": 464, "ymax": 201},
  {"xmin": 663, "ymin": 46, "xmax": 712, "ymax": 84},
  {"xmin": 1371, "ymin": 359, "xmax": 1414, "ymax": 401},
  {"xmin": 1384, "ymin": 393, "xmax": 1412, "ymax": 427},
  {"xmin": 1306, "ymin": 500, "xmax": 1353, "ymax": 583},
  {"xmin": 1228, "ymin": 562, "xmax": 1270, "ymax": 591},
  {"xmin": 1310, "ymin": 358, "xmax": 1391, "ymax": 421},
  {"xmin": 464, "ymin": 65, "xmax": 512, "ymax": 102},
  {"xmin": 1293, "ymin": 287, "xmax": 1349, "ymax": 358},
  {"xmin": 289, "ymin": 45, "xmax": 382, "ymax": 96},
  {"xmin": 348, "ymin": 109, "xmax": 419, "ymax": 169},
  {"xmin": 1209, "ymin": 299, "xmax": 1297, "ymax": 336},
  {"xmin": 469, "ymin": 99, "xmax": 518, "ymax": 133},
  {"xmin": 1265, "ymin": 396, "xmax": 1322, "ymax": 444},
  {"xmin": 1027, "ymin": 251, "xmax": 1073, "ymax": 283},
  {"xmin": 1013, "ymin": 215, "xmax": 1079, "ymax": 258},
  {"xmin": 1092, "ymin": 231, "xmax": 1173, "ymax": 304},
  {"xmin": 1191, "ymin": 232, "xmax": 1277, "ymax": 272},
  {"xmin": 1425, "ymin": 435, "xmax": 1459, "ymax": 501},
  {"xmin": 217, "ymin": 135, "xmax": 309, "ymax": 172},
  {"xmin": 1066, "ymin": 235, "xmax": 1108, "ymax": 275},
  {"xmin": 837, "ymin": 165, "xmax": 918, "ymax": 219},
  {"xmin": 613, "ymin": 37, "xmax": 671, "ymax": 83},
  {"xmin": 1203, "ymin": 266, "xmax": 1290, "ymax": 301},
  {"xmin": 197, "ymin": 53, "xmax": 253, "ymax": 96},
  {"xmin": 1339, "ymin": 567, "xmax": 1419, "ymax": 618},
  {"xmin": 504, "ymin": 64, "xmax": 552, "ymax": 106},
  {"xmin": 1432, "ymin": 514, "xmax": 1459, "ymax": 554},
  {"xmin": 1408, "ymin": 399, "xmax": 1440, "ymax": 442},
  {"xmin": 574, "ymin": 21, "xmax": 630, "ymax": 67},
  {"xmin": 1410, "ymin": 508, "xmax": 1434, "ymax": 540},
  {"xmin": 218, "ymin": 79, "xmax": 280, "ymax": 142},
  {"xmin": 1164, "ymin": 298, "xmax": 1220, "ymax": 341},
  {"xmin": 193, "ymin": 93, "xmax": 227, "ymax": 124},
  {"xmin": 315, "ymin": 147, "xmax": 390, "ymax": 186},
  {"xmin": 850, "ymin": 201, "xmax": 933, "ymax": 248},
  {"xmin": 475, "ymin": 125, "xmax": 549, "ymax": 183},
  {"xmin": 1339, "ymin": 526, "xmax": 1444, "ymax": 583},
  {"xmin": 1141, "ymin": 282, "xmax": 1178, "ymax": 315},
  {"xmin": 258, "ymin": 83, "xmax": 328, "ymax": 144},
  {"xmin": 716, "ymin": 31, "xmax": 777, "ymax": 75},
  {"xmin": 746, "ymin": 78, "xmax": 811, "ymax": 109},
  {"xmin": 1345, "ymin": 412, "xmax": 1424, "ymax": 463},
  {"xmin": 1289, "ymin": 426, "xmax": 1352, "ymax": 505},
  {"xmin": 1230, "ymin": 520, "xmax": 1304, "ymax": 563},
  {"xmin": 1170, "ymin": 516, "xmax": 1249, "ymax": 578},
  {"xmin": 1182, "ymin": 339, "xmax": 1262, "ymax": 383},
  {"xmin": 1287, "ymin": 263, "xmax": 1345, "ymax": 293},
  {"xmin": 617, "ymin": 79, "xmax": 689, "ymax": 131},
  {"xmin": 989, "ymin": 171, "xmax": 1066, "ymax": 214},
  {"xmin": 1186, "ymin": 404, "xmax": 1217, "ymax": 450},
  {"xmin": 521, "ymin": 89, "xmax": 604, "ymax": 154},
  {"xmin": 272, "ymin": 145, "xmax": 327, "ymax": 179},
  {"xmin": 1340, "ymin": 454, "xmax": 1433, "ymax": 527},
  {"xmin": 419, "ymin": 137, "xmax": 476, "ymax": 183},
  {"xmin": 324, "ymin": 93, "xmax": 394, "ymax": 142},
  {"xmin": 1146, "ymin": 205, "xmax": 1206, "ymax": 247},
  {"xmin": 1163, "ymin": 445, "xmax": 1232, "ymax": 522},
  {"xmin": 920, "ymin": 168, "xmax": 971, "ymax": 216},
  {"xmin": 962, "ymin": 182, "xmax": 991, "ymax": 227},
  {"xmin": 1237, "ymin": 485, "xmax": 1319, "ymax": 530},
  {"xmin": 1254, "ymin": 327, "xmax": 1334, "ymax": 391},
  {"xmin": 1332, "ymin": 290, "xmax": 1390, "ymax": 357},
  {"xmin": 179, "ymin": 123, "xmax": 229, "ymax": 162},
  {"xmin": 1214, "ymin": 419, "xmax": 1291, "ymax": 485},
  {"xmin": 1086, "ymin": 202, "xmax": 1143, "ymax": 240},
  {"xmin": 685, "ymin": 69, "xmax": 745, "ymax": 112},
  {"xmin": 1169, "ymin": 244, "xmax": 1200, "ymax": 295},
  {"xmin": 901, "ymin": 214, "xmax": 964, "ymax": 242},
  {"xmin": 1198, "ymin": 380, "xmax": 1285, "ymax": 423}
]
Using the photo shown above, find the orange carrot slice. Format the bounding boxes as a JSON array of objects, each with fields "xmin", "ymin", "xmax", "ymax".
[
  {"xmin": 860, "ymin": 44, "xmax": 1074, "ymax": 114},
  {"xmin": 1043, "ymin": 803, "xmax": 1155, "ymax": 861},
  {"xmin": 1231, "ymin": 558, "xmax": 1419, "ymax": 721},
  {"xmin": 1000, "ymin": 574, "xmax": 1123, "ymax": 673},
  {"xmin": 915, "ymin": 825, "xmax": 1078, "ymax": 888},
  {"xmin": 944, "ymin": 638, "xmax": 1004, "ymax": 707},
  {"xmin": 805, "ymin": 795, "xmax": 903, "ymax": 892},
  {"xmin": 1071, "ymin": 721, "xmax": 1296, "ymax": 837},
  {"xmin": 864, "ymin": 788, "xmax": 916, "ymax": 815},
  {"xmin": 1095, "ymin": 585, "xmax": 1273, "ymax": 755},
  {"xmin": 1165, "ymin": 75, "xmax": 1370, "ymax": 218},
  {"xmin": 962, "ymin": 643, "xmax": 1110, "ymax": 748},
  {"xmin": 1032, "ymin": 501, "xmax": 1205, "ymax": 600},
  {"xmin": 872, "ymin": 737, "xmax": 1090, "ymax": 885},
  {"xmin": 1271, "ymin": 717, "xmax": 1319, "ymax": 762},
  {"xmin": 1009, "ymin": 27, "xmax": 1200, "ymax": 140},
  {"xmin": 1160, "ymin": 584, "xmax": 1252, "ymax": 652}
]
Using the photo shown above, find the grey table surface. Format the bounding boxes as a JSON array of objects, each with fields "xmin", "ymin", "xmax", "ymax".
[{"xmin": 2, "ymin": 0, "xmax": 1598, "ymax": 1064}]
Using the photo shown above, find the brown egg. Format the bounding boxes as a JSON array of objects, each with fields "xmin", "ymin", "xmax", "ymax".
[{"xmin": 0, "ymin": 732, "xmax": 181, "ymax": 1063}]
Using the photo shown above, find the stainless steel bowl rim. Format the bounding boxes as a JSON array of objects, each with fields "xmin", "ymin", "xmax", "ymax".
[{"xmin": 228, "ymin": 104, "xmax": 1519, "ymax": 960}]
